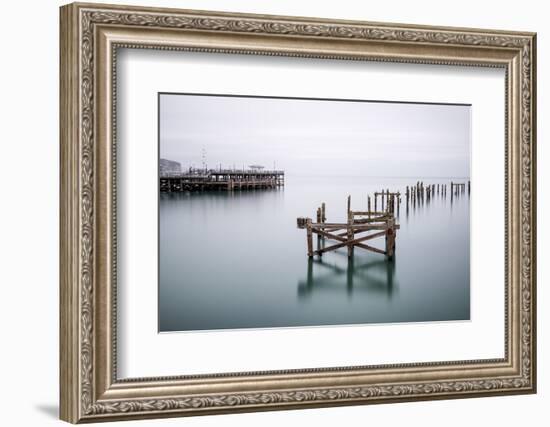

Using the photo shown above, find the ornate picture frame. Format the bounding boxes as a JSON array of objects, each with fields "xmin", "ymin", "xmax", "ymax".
[{"xmin": 60, "ymin": 2, "xmax": 536, "ymax": 423}]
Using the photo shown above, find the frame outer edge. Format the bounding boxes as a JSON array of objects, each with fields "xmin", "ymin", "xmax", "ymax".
[
  {"xmin": 60, "ymin": 3, "xmax": 81, "ymax": 424},
  {"xmin": 60, "ymin": 2, "xmax": 537, "ymax": 422},
  {"xmin": 529, "ymin": 33, "xmax": 537, "ymax": 393}
]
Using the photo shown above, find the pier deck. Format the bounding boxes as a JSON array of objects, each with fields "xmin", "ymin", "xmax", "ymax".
[{"xmin": 160, "ymin": 169, "xmax": 285, "ymax": 192}]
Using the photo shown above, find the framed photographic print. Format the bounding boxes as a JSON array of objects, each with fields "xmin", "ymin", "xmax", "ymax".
[{"xmin": 60, "ymin": 2, "xmax": 537, "ymax": 423}]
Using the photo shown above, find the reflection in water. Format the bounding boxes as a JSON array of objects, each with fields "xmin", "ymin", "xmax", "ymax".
[{"xmin": 298, "ymin": 256, "xmax": 396, "ymax": 299}]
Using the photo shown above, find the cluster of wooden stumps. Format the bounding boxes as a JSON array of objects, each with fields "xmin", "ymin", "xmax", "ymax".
[
  {"xmin": 404, "ymin": 181, "xmax": 470, "ymax": 208},
  {"xmin": 297, "ymin": 180, "xmax": 469, "ymax": 260},
  {"xmin": 297, "ymin": 195, "xmax": 400, "ymax": 260}
]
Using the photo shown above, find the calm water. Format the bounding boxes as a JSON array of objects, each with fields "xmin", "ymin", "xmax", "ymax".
[{"xmin": 159, "ymin": 175, "xmax": 470, "ymax": 332}]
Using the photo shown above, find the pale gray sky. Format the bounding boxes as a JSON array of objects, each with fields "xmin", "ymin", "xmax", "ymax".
[{"xmin": 160, "ymin": 93, "xmax": 470, "ymax": 177}]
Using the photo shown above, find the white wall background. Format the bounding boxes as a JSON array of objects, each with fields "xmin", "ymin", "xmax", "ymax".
[{"xmin": 0, "ymin": 1, "xmax": 545, "ymax": 426}]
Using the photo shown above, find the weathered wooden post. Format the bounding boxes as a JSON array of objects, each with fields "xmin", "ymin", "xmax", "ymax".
[
  {"xmin": 347, "ymin": 195, "xmax": 351, "ymax": 215},
  {"xmin": 306, "ymin": 218, "xmax": 313, "ymax": 258},
  {"xmin": 386, "ymin": 217, "xmax": 396, "ymax": 259},
  {"xmin": 321, "ymin": 202, "xmax": 326, "ymax": 223},
  {"xmin": 316, "ymin": 208, "xmax": 322, "ymax": 252},
  {"xmin": 374, "ymin": 194, "xmax": 378, "ymax": 212},
  {"xmin": 347, "ymin": 209, "xmax": 354, "ymax": 258},
  {"xmin": 468, "ymin": 180, "xmax": 470, "ymax": 195},
  {"xmin": 385, "ymin": 218, "xmax": 390, "ymax": 256}
]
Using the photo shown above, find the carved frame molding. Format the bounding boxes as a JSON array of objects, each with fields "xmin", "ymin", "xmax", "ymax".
[{"xmin": 60, "ymin": 2, "xmax": 536, "ymax": 423}]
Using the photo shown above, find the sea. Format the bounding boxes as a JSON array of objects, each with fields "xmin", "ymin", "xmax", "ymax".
[{"xmin": 159, "ymin": 175, "xmax": 470, "ymax": 332}]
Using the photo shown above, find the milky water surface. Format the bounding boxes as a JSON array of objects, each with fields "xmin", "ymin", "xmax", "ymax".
[{"xmin": 159, "ymin": 175, "xmax": 470, "ymax": 332}]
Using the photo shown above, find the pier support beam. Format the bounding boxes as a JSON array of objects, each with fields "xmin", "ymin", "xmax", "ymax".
[
  {"xmin": 306, "ymin": 218, "xmax": 313, "ymax": 258},
  {"xmin": 347, "ymin": 210, "xmax": 354, "ymax": 258}
]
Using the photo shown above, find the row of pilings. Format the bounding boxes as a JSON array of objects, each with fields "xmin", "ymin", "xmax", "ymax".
[
  {"xmin": 364, "ymin": 180, "xmax": 470, "ymax": 218},
  {"xmin": 300, "ymin": 180, "xmax": 469, "ymax": 260}
]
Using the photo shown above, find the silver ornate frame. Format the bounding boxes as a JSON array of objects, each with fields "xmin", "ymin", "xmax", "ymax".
[{"xmin": 60, "ymin": 2, "xmax": 536, "ymax": 423}]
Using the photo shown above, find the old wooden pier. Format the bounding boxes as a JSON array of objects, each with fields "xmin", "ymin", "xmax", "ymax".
[
  {"xmin": 160, "ymin": 169, "xmax": 285, "ymax": 192},
  {"xmin": 297, "ymin": 195, "xmax": 400, "ymax": 260},
  {"xmin": 297, "ymin": 179, "xmax": 470, "ymax": 259}
]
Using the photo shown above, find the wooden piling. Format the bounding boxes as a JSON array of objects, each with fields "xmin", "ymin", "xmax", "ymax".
[
  {"xmin": 321, "ymin": 202, "xmax": 326, "ymax": 223},
  {"xmin": 386, "ymin": 218, "xmax": 396, "ymax": 259},
  {"xmin": 347, "ymin": 209, "xmax": 354, "ymax": 258},
  {"xmin": 317, "ymin": 208, "xmax": 323, "ymax": 251},
  {"xmin": 306, "ymin": 218, "xmax": 313, "ymax": 257}
]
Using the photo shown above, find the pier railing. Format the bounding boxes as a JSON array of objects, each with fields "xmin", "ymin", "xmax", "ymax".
[{"xmin": 160, "ymin": 169, "xmax": 285, "ymax": 192}]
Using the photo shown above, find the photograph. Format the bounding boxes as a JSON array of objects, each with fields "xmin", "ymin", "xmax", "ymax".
[{"xmin": 158, "ymin": 93, "xmax": 471, "ymax": 332}]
